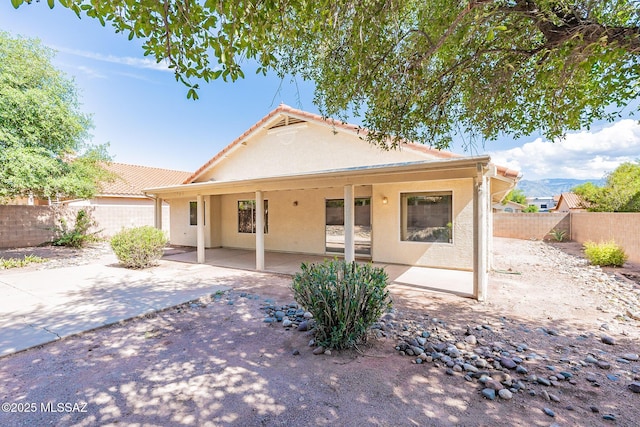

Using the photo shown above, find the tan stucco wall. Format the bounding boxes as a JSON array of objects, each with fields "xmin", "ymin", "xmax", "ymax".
[
  {"xmin": 198, "ymin": 123, "xmax": 433, "ymax": 182},
  {"xmin": 169, "ymin": 196, "xmax": 213, "ymax": 247},
  {"xmin": 218, "ymin": 187, "xmax": 372, "ymax": 253},
  {"xmin": 371, "ymin": 179, "xmax": 474, "ymax": 270},
  {"xmin": 166, "ymin": 179, "xmax": 474, "ymax": 270}
]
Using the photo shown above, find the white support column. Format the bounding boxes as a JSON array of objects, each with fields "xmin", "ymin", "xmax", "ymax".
[
  {"xmin": 255, "ymin": 190, "xmax": 265, "ymax": 270},
  {"xmin": 487, "ymin": 183, "xmax": 494, "ymax": 271},
  {"xmin": 197, "ymin": 194, "xmax": 205, "ymax": 264},
  {"xmin": 344, "ymin": 184, "xmax": 355, "ymax": 263},
  {"xmin": 473, "ymin": 170, "xmax": 488, "ymax": 301},
  {"xmin": 154, "ymin": 197, "xmax": 163, "ymax": 230}
]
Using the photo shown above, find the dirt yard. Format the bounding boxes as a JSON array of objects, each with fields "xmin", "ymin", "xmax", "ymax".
[{"xmin": 0, "ymin": 238, "xmax": 639, "ymax": 426}]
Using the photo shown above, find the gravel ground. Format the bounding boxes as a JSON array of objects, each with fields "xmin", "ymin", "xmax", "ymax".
[{"xmin": 0, "ymin": 238, "xmax": 639, "ymax": 427}]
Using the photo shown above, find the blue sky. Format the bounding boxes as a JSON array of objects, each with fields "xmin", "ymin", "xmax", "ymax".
[{"xmin": 2, "ymin": 2, "xmax": 639, "ymax": 181}]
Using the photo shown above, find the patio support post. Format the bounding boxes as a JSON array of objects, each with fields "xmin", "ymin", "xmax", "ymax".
[
  {"xmin": 154, "ymin": 197, "xmax": 163, "ymax": 230},
  {"xmin": 344, "ymin": 184, "xmax": 355, "ymax": 263},
  {"xmin": 197, "ymin": 194, "xmax": 205, "ymax": 264},
  {"xmin": 473, "ymin": 167, "xmax": 488, "ymax": 301},
  {"xmin": 255, "ymin": 190, "xmax": 265, "ymax": 270}
]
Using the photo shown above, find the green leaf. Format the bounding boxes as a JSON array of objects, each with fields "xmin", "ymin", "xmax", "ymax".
[{"xmin": 0, "ymin": 31, "xmax": 110, "ymax": 200}]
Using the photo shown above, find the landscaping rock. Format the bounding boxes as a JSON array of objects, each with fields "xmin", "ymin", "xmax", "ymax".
[
  {"xmin": 481, "ymin": 388, "xmax": 496, "ymax": 400},
  {"xmin": 600, "ymin": 335, "xmax": 616, "ymax": 345},
  {"xmin": 498, "ymin": 389, "xmax": 513, "ymax": 400}
]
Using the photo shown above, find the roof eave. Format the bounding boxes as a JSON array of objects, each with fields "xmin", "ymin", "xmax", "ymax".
[{"xmin": 146, "ymin": 156, "xmax": 494, "ymax": 196}]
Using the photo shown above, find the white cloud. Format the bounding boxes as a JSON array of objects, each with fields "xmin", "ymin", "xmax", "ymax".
[
  {"xmin": 489, "ymin": 119, "xmax": 640, "ymax": 180},
  {"xmin": 75, "ymin": 65, "xmax": 107, "ymax": 79},
  {"xmin": 52, "ymin": 45, "xmax": 172, "ymax": 72}
]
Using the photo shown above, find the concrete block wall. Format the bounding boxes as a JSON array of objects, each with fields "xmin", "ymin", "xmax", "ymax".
[
  {"xmin": 493, "ymin": 212, "xmax": 570, "ymax": 240},
  {"xmin": 493, "ymin": 212, "xmax": 640, "ymax": 263},
  {"xmin": 90, "ymin": 205, "xmax": 170, "ymax": 237},
  {"xmin": 0, "ymin": 206, "xmax": 58, "ymax": 247},
  {"xmin": 571, "ymin": 212, "xmax": 639, "ymax": 263},
  {"xmin": 0, "ymin": 204, "xmax": 170, "ymax": 248}
]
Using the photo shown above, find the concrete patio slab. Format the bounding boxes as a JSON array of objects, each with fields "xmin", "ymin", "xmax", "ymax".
[
  {"xmin": 165, "ymin": 248, "xmax": 474, "ymax": 297},
  {"xmin": 0, "ymin": 262, "xmax": 233, "ymax": 357}
]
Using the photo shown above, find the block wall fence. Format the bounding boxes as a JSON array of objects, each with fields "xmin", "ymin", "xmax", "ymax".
[
  {"xmin": 0, "ymin": 205, "xmax": 170, "ymax": 248},
  {"xmin": 493, "ymin": 212, "xmax": 640, "ymax": 263}
]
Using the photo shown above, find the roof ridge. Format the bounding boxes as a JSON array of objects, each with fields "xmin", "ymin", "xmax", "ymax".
[{"xmin": 106, "ymin": 161, "xmax": 192, "ymax": 174}]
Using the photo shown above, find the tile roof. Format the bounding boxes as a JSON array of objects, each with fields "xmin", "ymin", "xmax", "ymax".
[
  {"xmin": 101, "ymin": 163, "xmax": 192, "ymax": 197},
  {"xmin": 556, "ymin": 192, "xmax": 588, "ymax": 210},
  {"xmin": 185, "ymin": 103, "xmax": 520, "ymax": 183}
]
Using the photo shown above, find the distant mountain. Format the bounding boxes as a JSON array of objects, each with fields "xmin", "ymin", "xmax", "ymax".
[{"xmin": 517, "ymin": 178, "xmax": 605, "ymax": 197}]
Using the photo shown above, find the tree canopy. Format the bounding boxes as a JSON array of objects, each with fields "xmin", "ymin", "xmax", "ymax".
[
  {"xmin": 573, "ymin": 161, "xmax": 640, "ymax": 212},
  {"xmin": 13, "ymin": 0, "xmax": 640, "ymax": 149},
  {"xmin": 503, "ymin": 188, "xmax": 527, "ymax": 205},
  {"xmin": 0, "ymin": 31, "xmax": 112, "ymax": 202}
]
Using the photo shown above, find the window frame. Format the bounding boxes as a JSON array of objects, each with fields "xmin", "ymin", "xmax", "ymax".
[
  {"xmin": 237, "ymin": 199, "xmax": 269, "ymax": 234},
  {"xmin": 400, "ymin": 191, "xmax": 453, "ymax": 243},
  {"xmin": 189, "ymin": 201, "xmax": 205, "ymax": 226}
]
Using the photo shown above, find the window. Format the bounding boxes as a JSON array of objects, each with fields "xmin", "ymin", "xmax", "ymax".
[
  {"xmin": 189, "ymin": 201, "xmax": 205, "ymax": 226},
  {"xmin": 238, "ymin": 200, "xmax": 268, "ymax": 233},
  {"xmin": 401, "ymin": 192, "xmax": 452, "ymax": 242}
]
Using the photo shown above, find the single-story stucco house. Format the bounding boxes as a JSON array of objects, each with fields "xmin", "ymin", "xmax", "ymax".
[
  {"xmin": 65, "ymin": 162, "xmax": 192, "ymax": 236},
  {"xmin": 144, "ymin": 105, "xmax": 520, "ymax": 300},
  {"xmin": 493, "ymin": 200, "xmax": 527, "ymax": 213}
]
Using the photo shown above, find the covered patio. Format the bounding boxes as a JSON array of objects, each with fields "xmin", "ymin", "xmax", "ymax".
[{"xmin": 163, "ymin": 247, "xmax": 475, "ymax": 298}]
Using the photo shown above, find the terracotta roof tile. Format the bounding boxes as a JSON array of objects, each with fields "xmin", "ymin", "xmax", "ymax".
[
  {"xmin": 557, "ymin": 192, "xmax": 588, "ymax": 210},
  {"xmin": 101, "ymin": 163, "xmax": 192, "ymax": 197}
]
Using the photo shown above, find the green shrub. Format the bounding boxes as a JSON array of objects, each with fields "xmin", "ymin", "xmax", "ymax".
[
  {"xmin": 583, "ymin": 241, "xmax": 628, "ymax": 267},
  {"xmin": 110, "ymin": 226, "xmax": 168, "ymax": 269},
  {"xmin": 292, "ymin": 259, "xmax": 391, "ymax": 350},
  {"xmin": 52, "ymin": 209, "xmax": 100, "ymax": 248}
]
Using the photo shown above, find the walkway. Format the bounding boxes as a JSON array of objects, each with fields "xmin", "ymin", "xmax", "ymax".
[{"xmin": 0, "ymin": 254, "xmax": 246, "ymax": 357}]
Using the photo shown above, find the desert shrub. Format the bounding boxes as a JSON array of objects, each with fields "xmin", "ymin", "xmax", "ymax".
[
  {"xmin": 110, "ymin": 226, "xmax": 167, "ymax": 269},
  {"xmin": 549, "ymin": 228, "xmax": 567, "ymax": 242},
  {"xmin": 583, "ymin": 241, "xmax": 628, "ymax": 267},
  {"xmin": 52, "ymin": 209, "xmax": 100, "ymax": 248},
  {"xmin": 292, "ymin": 259, "xmax": 391, "ymax": 350}
]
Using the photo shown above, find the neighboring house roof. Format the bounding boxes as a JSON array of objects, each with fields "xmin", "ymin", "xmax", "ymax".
[
  {"xmin": 184, "ymin": 104, "xmax": 520, "ymax": 184},
  {"xmin": 101, "ymin": 163, "xmax": 192, "ymax": 198},
  {"xmin": 494, "ymin": 200, "xmax": 527, "ymax": 211},
  {"xmin": 552, "ymin": 192, "xmax": 588, "ymax": 211}
]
